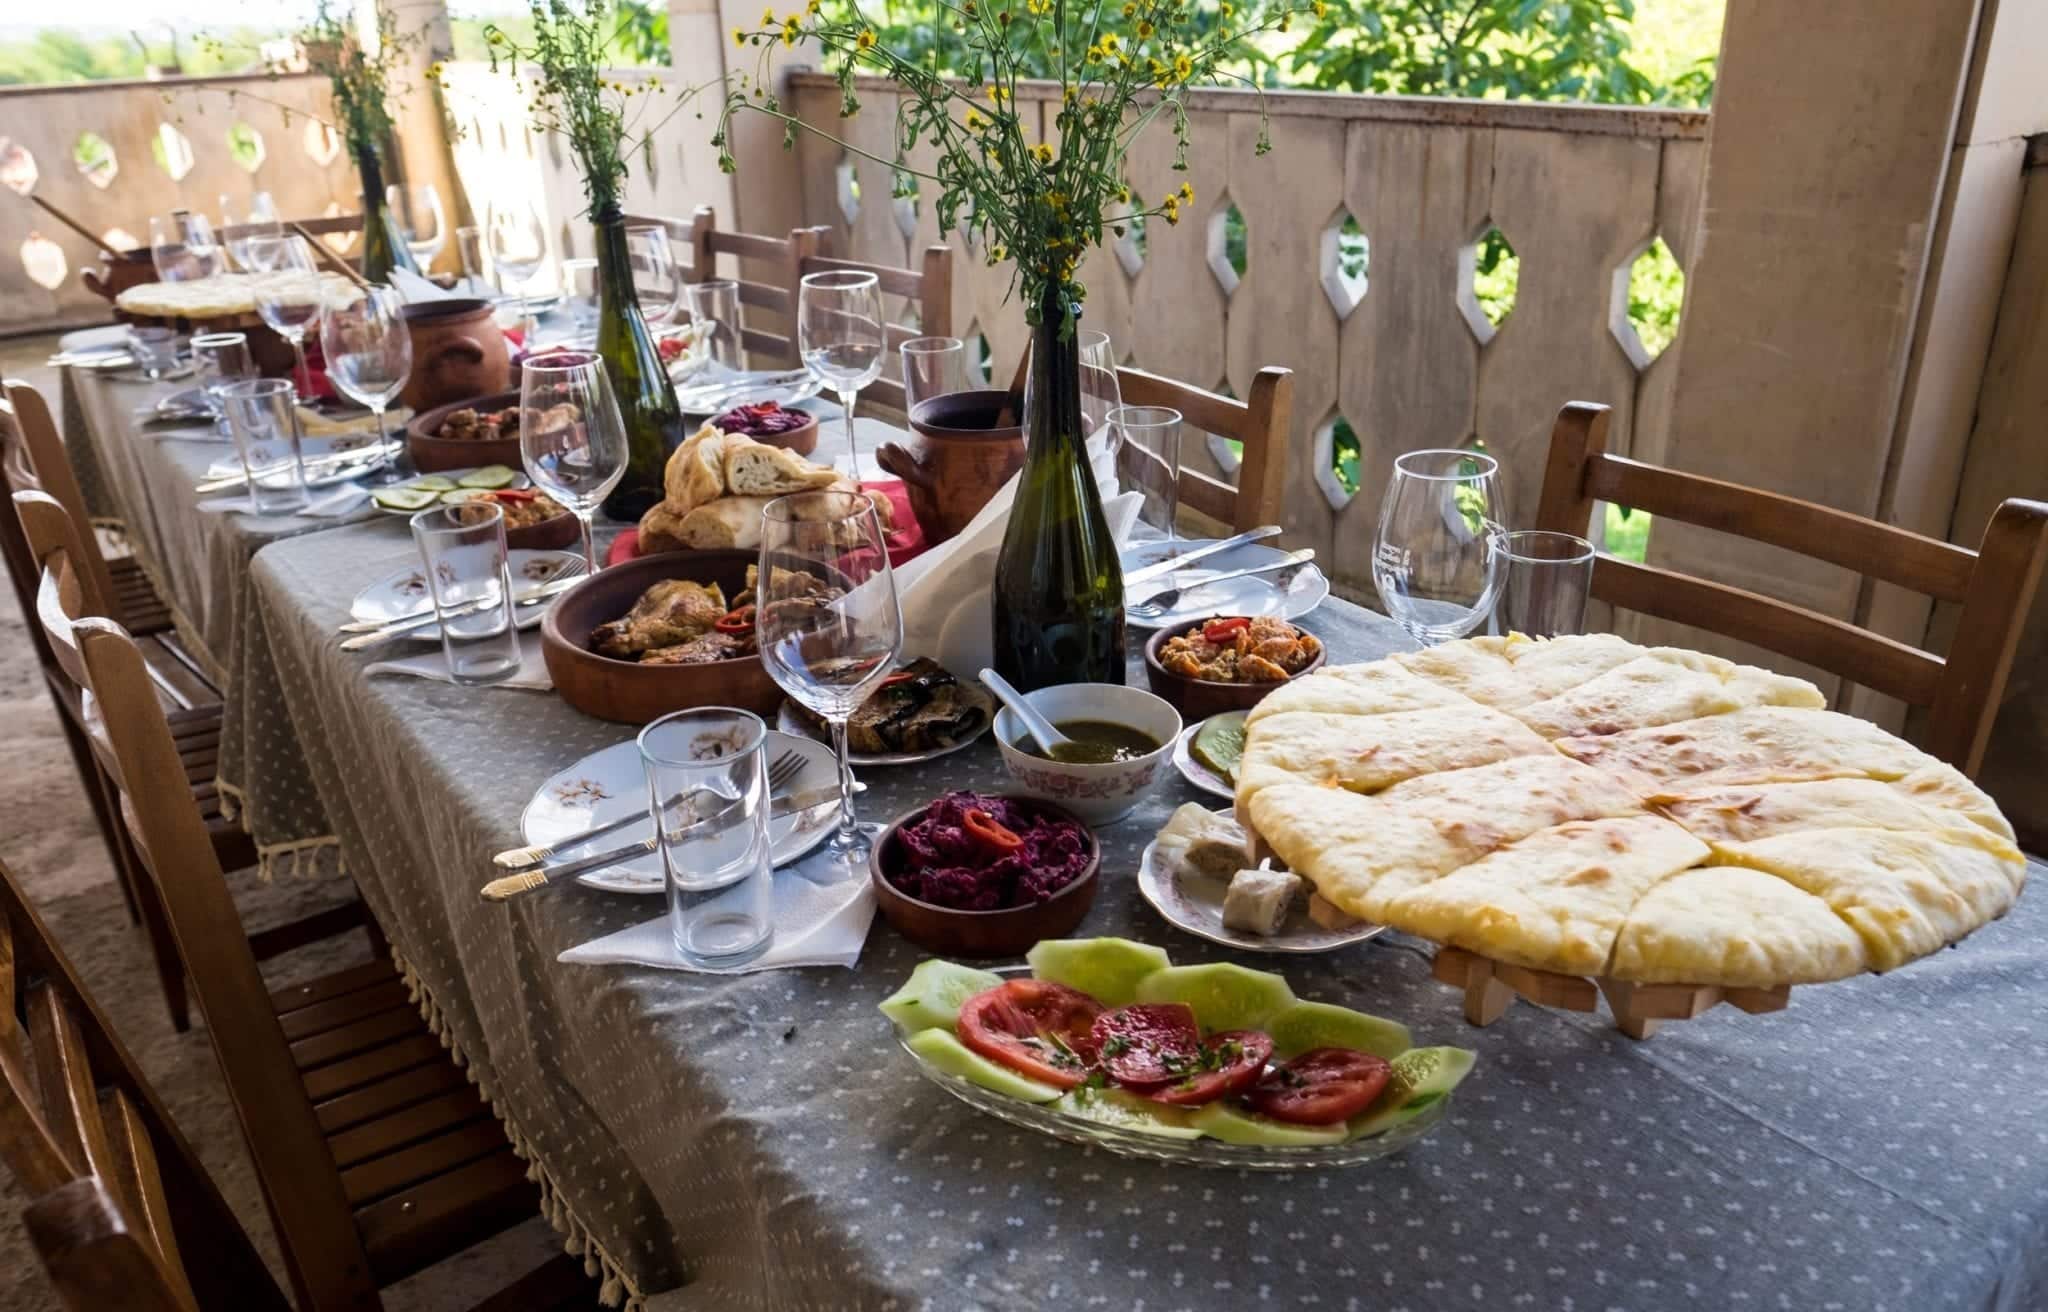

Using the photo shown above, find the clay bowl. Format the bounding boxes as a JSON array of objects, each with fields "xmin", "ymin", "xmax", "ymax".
[
  {"xmin": 869, "ymin": 796, "xmax": 1100, "ymax": 958},
  {"xmin": 406, "ymin": 389, "xmax": 523, "ymax": 474},
  {"xmin": 1143, "ymin": 616, "xmax": 1326, "ymax": 720},
  {"xmin": 540, "ymin": 549, "xmax": 779, "ymax": 723},
  {"xmin": 499, "ymin": 500, "xmax": 580, "ymax": 552},
  {"xmin": 706, "ymin": 410, "xmax": 821, "ymax": 458}
]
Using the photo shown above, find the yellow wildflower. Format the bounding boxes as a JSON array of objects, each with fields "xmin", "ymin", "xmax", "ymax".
[
  {"xmin": 762, "ymin": 7, "xmax": 775, "ymax": 24},
  {"xmin": 1117, "ymin": 185, "xmax": 1131, "ymax": 203},
  {"xmin": 992, "ymin": 246, "xmax": 1006, "ymax": 260},
  {"xmin": 809, "ymin": 0, "xmax": 822, "ymax": 10},
  {"xmin": 782, "ymin": 15, "xmax": 802, "ymax": 44},
  {"xmin": 1173, "ymin": 53, "xmax": 1193, "ymax": 80},
  {"xmin": 1312, "ymin": 0, "xmax": 1327, "ymax": 16},
  {"xmin": 1219, "ymin": 1, "xmax": 1231, "ymax": 14},
  {"xmin": 1178, "ymin": 182, "xmax": 1193, "ymax": 201},
  {"xmin": 1086, "ymin": 43, "xmax": 1103, "ymax": 62},
  {"xmin": 1278, "ymin": 12, "xmax": 1290, "ymax": 29},
  {"xmin": 1122, "ymin": 1, "xmax": 1136, "ymax": 14},
  {"xmin": 1032, "ymin": 142, "xmax": 1054, "ymax": 164},
  {"xmin": 964, "ymin": 108, "xmax": 985, "ymax": 131},
  {"xmin": 1161, "ymin": 196, "xmax": 1181, "ymax": 224},
  {"xmin": 1137, "ymin": 19, "xmax": 1154, "ymax": 36},
  {"xmin": 1100, "ymin": 31, "xmax": 1118, "ymax": 48},
  {"xmin": 733, "ymin": 26, "xmax": 747, "ymax": 44},
  {"xmin": 856, "ymin": 26, "xmax": 877, "ymax": 48},
  {"xmin": 988, "ymin": 83, "xmax": 1010, "ymax": 102}
]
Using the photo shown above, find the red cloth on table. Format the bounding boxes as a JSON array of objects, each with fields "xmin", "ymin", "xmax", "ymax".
[{"xmin": 605, "ymin": 479, "xmax": 927, "ymax": 568}]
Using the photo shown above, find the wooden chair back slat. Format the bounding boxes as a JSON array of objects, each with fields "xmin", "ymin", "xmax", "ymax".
[
  {"xmin": 220, "ymin": 214, "xmax": 363, "ymax": 242},
  {"xmin": 23, "ymin": 1177, "xmax": 195, "ymax": 1312},
  {"xmin": 629, "ymin": 207, "xmax": 815, "ymax": 371},
  {"xmin": 25, "ymin": 986, "xmax": 120, "ymax": 1205},
  {"xmin": 734, "ymin": 280, "xmax": 793, "ymax": 314},
  {"xmin": 108, "ymin": 1086, "xmax": 189, "ymax": 1296},
  {"xmin": 20, "ymin": 494, "xmax": 97, "ymax": 697},
  {"xmin": 1115, "ymin": 365, "xmax": 1292, "ymax": 533},
  {"xmin": 1533, "ymin": 400, "xmax": 2048, "ymax": 777},
  {"xmin": 802, "ymin": 253, "xmax": 927, "ymax": 301},
  {"xmin": 0, "ymin": 381, "xmax": 118, "ymax": 614}
]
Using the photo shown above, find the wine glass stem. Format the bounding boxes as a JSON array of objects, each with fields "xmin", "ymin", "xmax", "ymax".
[
  {"xmin": 576, "ymin": 511, "xmax": 598, "ymax": 574},
  {"xmin": 371, "ymin": 404, "xmax": 387, "ymax": 444},
  {"xmin": 839, "ymin": 389, "xmax": 859, "ymax": 477},
  {"xmin": 290, "ymin": 336, "xmax": 310, "ymax": 399},
  {"xmin": 829, "ymin": 716, "xmax": 859, "ymax": 842}
]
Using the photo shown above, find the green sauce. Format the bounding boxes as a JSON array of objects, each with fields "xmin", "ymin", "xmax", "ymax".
[{"xmin": 1026, "ymin": 719, "xmax": 1160, "ymax": 765}]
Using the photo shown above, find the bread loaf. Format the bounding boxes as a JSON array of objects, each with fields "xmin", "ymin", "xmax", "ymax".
[
  {"xmin": 675, "ymin": 496, "xmax": 778, "ymax": 550},
  {"xmin": 725, "ymin": 440, "xmax": 840, "ymax": 496},
  {"xmin": 663, "ymin": 425, "xmax": 729, "ymax": 513}
]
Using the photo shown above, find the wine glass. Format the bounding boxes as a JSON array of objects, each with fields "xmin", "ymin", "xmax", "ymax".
[
  {"xmin": 519, "ymin": 352, "xmax": 629, "ymax": 571},
  {"xmin": 319, "ymin": 286, "xmax": 412, "ymax": 474},
  {"xmin": 388, "ymin": 182, "xmax": 448, "ymax": 267},
  {"xmin": 756, "ymin": 490, "xmax": 903, "ymax": 879},
  {"xmin": 798, "ymin": 270, "xmax": 886, "ymax": 477},
  {"xmin": 487, "ymin": 199, "xmax": 548, "ymax": 334},
  {"xmin": 247, "ymin": 235, "xmax": 324, "ymax": 396},
  {"xmin": 1371, "ymin": 448, "xmax": 1509, "ymax": 647},
  {"xmin": 150, "ymin": 212, "xmax": 221, "ymax": 282},
  {"xmin": 625, "ymin": 223, "xmax": 681, "ymax": 326},
  {"xmin": 1079, "ymin": 329, "xmax": 1123, "ymax": 490}
]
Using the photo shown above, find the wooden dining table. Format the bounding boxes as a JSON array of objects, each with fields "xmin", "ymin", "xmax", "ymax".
[{"xmin": 63, "ymin": 361, "xmax": 2048, "ymax": 1312}]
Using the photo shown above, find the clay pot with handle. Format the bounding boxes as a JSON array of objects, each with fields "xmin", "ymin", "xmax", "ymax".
[
  {"xmin": 81, "ymin": 247, "xmax": 156, "ymax": 305},
  {"xmin": 877, "ymin": 390, "xmax": 1026, "ymax": 545},
  {"xmin": 399, "ymin": 299, "xmax": 511, "ymax": 412}
]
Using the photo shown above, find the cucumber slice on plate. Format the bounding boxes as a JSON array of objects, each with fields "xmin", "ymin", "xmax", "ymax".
[
  {"xmin": 370, "ymin": 486, "xmax": 438, "ymax": 512},
  {"xmin": 1133, "ymin": 962, "xmax": 1297, "ymax": 1033},
  {"xmin": 409, "ymin": 474, "xmax": 457, "ymax": 493},
  {"xmin": 1190, "ymin": 1101, "xmax": 1347, "ymax": 1147},
  {"xmin": 457, "ymin": 464, "xmax": 519, "ymax": 489},
  {"xmin": 1055, "ymin": 1086, "xmax": 1203, "ymax": 1140},
  {"xmin": 879, "ymin": 959, "xmax": 1002, "ymax": 1035},
  {"xmin": 1264, "ymin": 999, "xmax": 1411, "ymax": 1061},
  {"xmin": 905, "ymin": 1028, "xmax": 1062, "ymax": 1103},
  {"xmin": 1026, "ymin": 937, "xmax": 1171, "ymax": 1007},
  {"xmin": 1347, "ymin": 1045, "xmax": 1476, "ymax": 1139},
  {"xmin": 1190, "ymin": 711, "xmax": 1248, "ymax": 782}
]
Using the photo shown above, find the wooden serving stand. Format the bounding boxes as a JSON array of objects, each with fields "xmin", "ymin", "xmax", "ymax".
[{"xmin": 1430, "ymin": 946, "xmax": 1792, "ymax": 1040}]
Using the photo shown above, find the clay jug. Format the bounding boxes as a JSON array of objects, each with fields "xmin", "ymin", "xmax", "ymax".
[
  {"xmin": 876, "ymin": 390, "xmax": 1026, "ymax": 545},
  {"xmin": 399, "ymin": 298, "xmax": 510, "ymax": 411}
]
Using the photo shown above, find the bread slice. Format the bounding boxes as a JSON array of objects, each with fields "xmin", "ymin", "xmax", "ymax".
[
  {"xmin": 724, "ymin": 438, "xmax": 838, "ymax": 497},
  {"xmin": 675, "ymin": 496, "xmax": 777, "ymax": 550},
  {"xmin": 637, "ymin": 499, "xmax": 693, "ymax": 554},
  {"xmin": 663, "ymin": 425, "xmax": 730, "ymax": 513}
]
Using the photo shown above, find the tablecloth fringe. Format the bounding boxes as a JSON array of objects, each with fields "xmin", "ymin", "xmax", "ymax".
[
  {"xmin": 213, "ymin": 777, "xmax": 348, "ymax": 881},
  {"xmin": 390, "ymin": 942, "xmax": 648, "ymax": 1312}
]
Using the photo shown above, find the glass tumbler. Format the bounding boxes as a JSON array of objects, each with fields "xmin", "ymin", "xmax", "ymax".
[
  {"xmin": 685, "ymin": 278, "xmax": 742, "ymax": 370},
  {"xmin": 900, "ymin": 336, "xmax": 966, "ymax": 412},
  {"xmin": 1495, "ymin": 530, "xmax": 1596, "ymax": 637},
  {"xmin": 192, "ymin": 332, "xmax": 253, "ymax": 435},
  {"xmin": 1111, "ymin": 405, "xmax": 1185, "ymax": 541},
  {"xmin": 638, "ymin": 708, "xmax": 776, "ymax": 968},
  {"xmin": 408, "ymin": 501, "xmax": 522, "ymax": 685},
  {"xmin": 126, "ymin": 325, "xmax": 180, "ymax": 381},
  {"xmin": 219, "ymin": 378, "xmax": 310, "ymax": 516}
]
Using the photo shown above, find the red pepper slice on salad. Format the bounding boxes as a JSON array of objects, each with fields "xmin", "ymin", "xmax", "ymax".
[
  {"xmin": 962, "ymin": 807, "xmax": 1024, "ymax": 855},
  {"xmin": 714, "ymin": 604, "xmax": 756, "ymax": 635},
  {"xmin": 878, "ymin": 670, "xmax": 918, "ymax": 690},
  {"xmin": 490, "ymin": 488, "xmax": 538, "ymax": 503},
  {"xmin": 1201, "ymin": 616, "xmax": 1253, "ymax": 643}
]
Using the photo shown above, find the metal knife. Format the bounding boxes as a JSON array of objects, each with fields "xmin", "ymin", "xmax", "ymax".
[
  {"xmin": 194, "ymin": 441, "xmax": 404, "ymax": 494},
  {"xmin": 478, "ymin": 787, "xmax": 840, "ymax": 900},
  {"xmin": 339, "ymin": 575, "xmax": 580, "ymax": 652},
  {"xmin": 1123, "ymin": 524, "xmax": 1282, "ymax": 585},
  {"xmin": 338, "ymin": 561, "xmax": 585, "ymax": 633}
]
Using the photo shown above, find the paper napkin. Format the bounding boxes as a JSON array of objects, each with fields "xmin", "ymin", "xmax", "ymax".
[
  {"xmin": 363, "ymin": 629, "xmax": 554, "ymax": 691},
  {"xmin": 558, "ymin": 861, "xmax": 876, "ymax": 975}
]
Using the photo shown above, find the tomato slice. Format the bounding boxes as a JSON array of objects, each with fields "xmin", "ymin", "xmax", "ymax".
[
  {"xmin": 956, "ymin": 980, "xmax": 1104, "ymax": 1089},
  {"xmin": 1092, "ymin": 1004, "xmax": 1202, "ymax": 1086},
  {"xmin": 1142, "ymin": 1029, "xmax": 1274, "ymax": 1107},
  {"xmin": 1246, "ymin": 1047, "xmax": 1392, "ymax": 1125}
]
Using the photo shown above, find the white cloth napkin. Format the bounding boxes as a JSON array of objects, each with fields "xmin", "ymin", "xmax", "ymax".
[
  {"xmin": 558, "ymin": 864, "xmax": 876, "ymax": 975},
  {"xmin": 390, "ymin": 267, "xmax": 459, "ymax": 304},
  {"xmin": 198, "ymin": 481, "xmax": 371, "ymax": 518},
  {"xmin": 363, "ymin": 629, "xmax": 554, "ymax": 690}
]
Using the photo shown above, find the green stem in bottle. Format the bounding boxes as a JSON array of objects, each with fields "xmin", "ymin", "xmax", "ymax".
[
  {"xmin": 353, "ymin": 142, "xmax": 420, "ymax": 284},
  {"xmin": 593, "ymin": 203, "xmax": 687, "ymax": 521}
]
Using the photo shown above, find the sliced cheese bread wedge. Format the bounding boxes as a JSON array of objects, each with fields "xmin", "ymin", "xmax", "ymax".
[
  {"xmin": 1555, "ymin": 705, "xmax": 1935, "ymax": 799},
  {"xmin": 1510, "ymin": 649, "xmax": 1825, "ymax": 740},
  {"xmin": 1242, "ymin": 658, "xmax": 1473, "ymax": 727},
  {"xmin": 1610, "ymin": 865, "xmax": 1869, "ymax": 987},
  {"xmin": 1659, "ymin": 778, "xmax": 2025, "ymax": 863},
  {"xmin": 1235, "ymin": 704, "xmax": 1549, "ymax": 803},
  {"xmin": 1392, "ymin": 633, "xmax": 1645, "ymax": 711}
]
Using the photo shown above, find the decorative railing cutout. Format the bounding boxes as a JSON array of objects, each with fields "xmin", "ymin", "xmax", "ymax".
[
  {"xmin": 1456, "ymin": 222, "xmax": 1518, "ymax": 344},
  {"xmin": 1313, "ymin": 412, "xmax": 1363, "ymax": 511},
  {"xmin": 1320, "ymin": 210, "xmax": 1368, "ymax": 319},
  {"xmin": 0, "ymin": 140, "xmax": 40, "ymax": 196},
  {"xmin": 1611, "ymin": 235, "xmax": 1684, "ymax": 369},
  {"xmin": 226, "ymin": 122, "xmax": 266, "ymax": 173},
  {"xmin": 73, "ymin": 133, "xmax": 117, "ymax": 189},
  {"xmin": 1207, "ymin": 197, "xmax": 1246, "ymax": 295},
  {"xmin": 151, "ymin": 123, "xmax": 195, "ymax": 181}
]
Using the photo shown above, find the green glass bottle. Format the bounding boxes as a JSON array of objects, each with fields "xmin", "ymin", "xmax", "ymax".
[
  {"xmin": 593, "ymin": 203, "xmax": 686, "ymax": 520},
  {"xmin": 990, "ymin": 288, "xmax": 1127, "ymax": 689},
  {"xmin": 352, "ymin": 143, "xmax": 420, "ymax": 284}
]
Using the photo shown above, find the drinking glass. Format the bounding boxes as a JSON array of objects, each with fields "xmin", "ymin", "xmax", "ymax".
[
  {"xmin": 408, "ymin": 501, "xmax": 521, "ymax": 685},
  {"xmin": 125, "ymin": 325, "xmax": 180, "ymax": 381},
  {"xmin": 246, "ymin": 235, "xmax": 324, "ymax": 396},
  {"xmin": 1495, "ymin": 530, "xmax": 1595, "ymax": 638},
  {"xmin": 387, "ymin": 182, "xmax": 447, "ymax": 266},
  {"xmin": 561, "ymin": 257, "xmax": 600, "ymax": 335},
  {"xmin": 223, "ymin": 201, "xmax": 284, "ymax": 273},
  {"xmin": 1112, "ymin": 405, "xmax": 1184, "ymax": 541},
  {"xmin": 900, "ymin": 336, "xmax": 966, "ymax": 412},
  {"xmin": 798, "ymin": 270, "xmax": 886, "ymax": 476},
  {"xmin": 456, "ymin": 224, "xmax": 487, "ymax": 292},
  {"xmin": 639, "ymin": 708, "xmax": 776, "ymax": 968},
  {"xmin": 625, "ymin": 224, "xmax": 681, "ymax": 325},
  {"xmin": 487, "ymin": 199, "xmax": 548, "ymax": 332},
  {"xmin": 685, "ymin": 278, "xmax": 741, "ymax": 370},
  {"xmin": 1372, "ymin": 448, "xmax": 1508, "ymax": 647},
  {"xmin": 150, "ymin": 212, "xmax": 221, "ymax": 282},
  {"xmin": 220, "ymin": 378, "xmax": 310, "ymax": 516},
  {"xmin": 519, "ymin": 352, "xmax": 628, "ymax": 572},
  {"xmin": 191, "ymin": 332, "xmax": 254, "ymax": 436},
  {"xmin": 319, "ymin": 285, "xmax": 412, "ymax": 462},
  {"xmin": 757, "ymin": 490, "xmax": 902, "ymax": 879}
]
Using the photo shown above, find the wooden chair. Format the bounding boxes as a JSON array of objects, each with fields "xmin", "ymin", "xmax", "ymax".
[
  {"xmin": 221, "ymin": 214, "xmax": 367, "ymax": 279},
  {"xmin": 1534, "ymin": 400, "xmax": 2048, "ymax": 776},
  {"xmin": 798, "ymin": 230, "xmax": 954, "ymax": 415},
  {"xmin": 11, "ymin": 491, "xmax": 589, "ymax": 1310},
  {"xmin": 627, "ymin": 205, "xmax": 820, "ymax": 368},
  {"xmin": 1113, "ymin": 366, "xmax": 1292, "ymax": 534}
]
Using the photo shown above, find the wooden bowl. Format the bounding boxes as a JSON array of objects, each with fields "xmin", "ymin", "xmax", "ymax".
[
  {"xmin": 406, "ymin": 389, "xmax": 523, "ymax": 474},
  {"xmin": 1143, "ymin": 616, "xmax": 1327, "ymax": 720},
  {"xmin": 503, "ymin": 503, "xmax": 580, "ymax": 552},
  {"xmin": 704, "ymin": 410, "xmax": 821, "ymax": 458},
  {"xmin": 540, "ymin": 549, "xmax": 780, "ymax": 724},
  {"xmin": 869, "ymin": 796, "xmax": 1100, "ymax": 958}
]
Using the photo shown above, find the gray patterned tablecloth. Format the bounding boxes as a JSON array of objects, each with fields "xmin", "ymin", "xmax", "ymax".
[
  {"xmin": 62, "ymin": 366, "xmax": 379, "ymax": 876},
  {"xmin": 243, "ymin": 520, "xmax": 2048, "ymax": 1312}
]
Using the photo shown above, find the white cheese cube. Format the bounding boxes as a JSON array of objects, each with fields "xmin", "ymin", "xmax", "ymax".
[{"xmin": 1221, "ymin": 866, "xmax": 1303, "ymax": 936}]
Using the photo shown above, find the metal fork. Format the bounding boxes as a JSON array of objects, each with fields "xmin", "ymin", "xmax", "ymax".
[
  {"xmin": 1125, "ymin": 547, "xmax": 1317, "ymax": 622},
  {"xmin": 488, "ymin": 749, "xmax": 807, "ymax": 871}
]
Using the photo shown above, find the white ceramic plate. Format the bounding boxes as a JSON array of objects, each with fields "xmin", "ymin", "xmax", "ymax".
[
  {"xmin": 520, "ymin": 731, "xmax": 838, "ymax": 894},
  {"xmin": 1170, "ymin": 716, "xmax": 1238, "ymax": 802},
  {"xmin": 370, "ymin": 467, "xmax": 534, "ymax": 515},
  {"xmin": 1119, "ymin": 539, "xmax": 1330, "ymax": 630},
  {"xmin": 205, "ymin": 435, "xmax": 400, "ymax": 490},
  {"xmin": 1137, "ymin": 823, "xmax": 1384, "ymax": 955},
  {"xmin": 774, "ymin": 699, "xmax": 991, "ymax": 768},
  {"xmin": 674, "ymin": 366, "xmax": 823, "ymax": 415},
  {"xmin": 349, "ymin": 549, "xmax": 584, "ymax": 641}
]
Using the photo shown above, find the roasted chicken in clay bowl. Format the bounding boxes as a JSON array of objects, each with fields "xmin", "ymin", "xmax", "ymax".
[{"xmin": 1143, "ymin": 615, "xmax": 1326, "ymax": 719}]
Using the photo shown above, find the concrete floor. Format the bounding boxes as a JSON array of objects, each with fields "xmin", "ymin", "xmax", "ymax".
[{"xmin": 0, "ymin": 330, "xmax": 592, "ymax": 1310}]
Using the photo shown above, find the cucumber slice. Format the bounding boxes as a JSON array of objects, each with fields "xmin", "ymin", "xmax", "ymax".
[
  {"xmin": 1264, "ymin": 1000, "xmax": 1411, "ymax": 1061},
  {"xmin": 1190, "ymin": 1101, "xmax": 1347, "ymax": 1147},
  {"xmin": 409, "ymin": 474, "xmax": 457, "ymax": 493},
  {"xmin": 1348, "ymin": 1045, "xmax": 1476, "ymax": 1139},
  {"xmin": 1055, "ymin": 1086, "xmax": 1202, "ymax": 1140},
  {"xmin": 1026, "ymin": 937, "xmax": 1172, "ymax": 1007},
  {"xmin": 1190, "ymin": 711, "xmax": 1248, "ymax": 782},
  {"xmin": 371, "ymin": 486, "xmax": 438, "ymax": 512},
  {"xmin": 440, "ymin": 488, "xmax": 487, "ymax": 504},
  {"xmin": 905, "ymin": 1028, "xmax": 1062, "ymax": 1103},
  {"xmin": 1133, "ymin": 962, "xmax": 1296, "ymax": 1033},
  {"xmin": 879, "ymin": 959, "xmax": 1002, "ymax": 1035},
  {"xmin": 457, "ymin": 464, "xmax": 518, "ymax": 489}
]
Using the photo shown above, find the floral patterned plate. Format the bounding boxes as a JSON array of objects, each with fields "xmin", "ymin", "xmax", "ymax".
[
  {"xmin": 349, "ymin": 549, "xmax": 584, "ymax": 641},
  {"xmin": 1136, "ymin": 813, "xmax": 1385, "ymax": 955},
  {"xmin": 520, "ymin": 731, "xmax": 838, "ymax": 894}
]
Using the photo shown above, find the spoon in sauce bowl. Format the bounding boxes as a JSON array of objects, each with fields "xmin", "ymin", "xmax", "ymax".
[{"xmin": 978, "ymin": 668, "xmax": 1074, "ymax": 757}]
